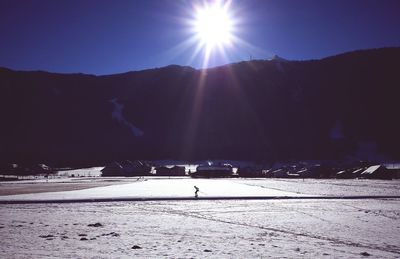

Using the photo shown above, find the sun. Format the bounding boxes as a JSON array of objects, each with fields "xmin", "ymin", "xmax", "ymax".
[
  {"xmin": 170, "ymin": 0, "xmax": 251, "ymax": 68},
  {"xmin": 194, "ymin": 1, "xmax": 233, "ymax": 49}
]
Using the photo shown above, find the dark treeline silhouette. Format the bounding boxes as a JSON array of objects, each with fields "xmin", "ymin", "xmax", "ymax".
[{"xmin": 0, "ymin": 47, "xmax": 399, "ymax": 167}]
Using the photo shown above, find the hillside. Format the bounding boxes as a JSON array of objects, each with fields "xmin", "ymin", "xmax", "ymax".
[{"xmin": 1, "ymin": 47, "xmax": 399, "ymax": 166}]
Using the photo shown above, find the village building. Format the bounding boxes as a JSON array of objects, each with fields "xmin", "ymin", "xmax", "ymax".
[
  {"xmin": 101, "ymin": 160, "xmax": 152, "ymax": 177},
  {"xmin": 191, "ymin": 162, "xmax": 233, "ymax": 178},
  {"xmin": 237, "ymin": 167, "xmax": 265, "ymax": 178},
  {"xmin": 360, "ymin": 165, "xmax": 392, "ymax": 179},
  {"xmin": 155, "ymin": 166, "xmax": 186, "ymax": 176}
]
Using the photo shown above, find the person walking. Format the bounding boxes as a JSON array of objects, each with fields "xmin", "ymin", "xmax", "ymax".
[{"xmin": 194, "ymin": 185, "xmax": 199, "ymax": 198}]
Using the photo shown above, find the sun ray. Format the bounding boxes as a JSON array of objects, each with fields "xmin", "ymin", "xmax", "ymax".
[{"xmin": 187, "ymin": 40, "xmax": 207, "ymax": 66}]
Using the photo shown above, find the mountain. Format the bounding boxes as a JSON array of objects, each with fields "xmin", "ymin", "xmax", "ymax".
[
  {"xmin": 1, "ymin": 47, "xmax": 399, "ymax": 167},
  {"xmin": 271, "ymin": 55, "xmax": 289, "ymax": 62}
]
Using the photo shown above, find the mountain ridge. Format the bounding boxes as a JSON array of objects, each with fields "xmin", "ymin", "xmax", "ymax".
[
  {"xmin": 2, "ymin": 47, "xmax": 398, "ymax": 76},
  {"xmin": 1, "ymin": 47, "xmax": 399, "ymax": 167}
]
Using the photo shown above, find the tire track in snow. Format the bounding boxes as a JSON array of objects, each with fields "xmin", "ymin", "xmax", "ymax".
[
  {"xmin": 137, "ymin": 203, "xmax": 400, "ymax": 255},
  {"xmin": 238, "ymin": 182, "xmax": 308, "ymax": 196},
  {"xmin": 340, "ymin": 202, "xmax": 400, "ymax": 220}
]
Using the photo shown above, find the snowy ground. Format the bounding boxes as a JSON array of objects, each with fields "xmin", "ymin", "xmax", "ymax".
[
  {"xmin": 0, "ymin": 178, "xmax": 307, "ymax": 201},
  {"xmin": 1, "ymin": 178, "xmax": 399, "ymax": 201},
  {"xmin": 236, "ymin": 178, "xmax": 400, "ymax": 197},
  {"xmin": 0, "ymin": 179, "xmax": 399, "ymax": 258},
  {"xmin": 0, "ymin": 177, "xmax": 145, "ymax": 196},
  {"xmin": 1, "ymin": 199, "xmax": 399, "ymax": 258}
]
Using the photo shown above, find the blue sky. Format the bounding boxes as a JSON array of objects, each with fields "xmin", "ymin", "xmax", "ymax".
[{"xmin": 1, "ymin": 0, "xmax": 399, "ymax": 75}]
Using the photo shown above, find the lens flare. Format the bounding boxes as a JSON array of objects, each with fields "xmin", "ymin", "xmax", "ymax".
[{"xmin": 194, "ymin": 2, "xmax": 233, "ymax": 48}]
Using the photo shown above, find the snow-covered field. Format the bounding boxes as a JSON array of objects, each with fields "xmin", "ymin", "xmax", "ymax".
[
  {"xmin": 0, "ymin": 178, "xmax": 308, "ymax": 201},
  {"xmin": 236, "ymin": 178, "xmax": 400, "ymax": 197},
  {"xmin": 0, "ymin": 179, "xmax": 399, "ymax": 258},
  {"xmin": 1, "ymin": 178, "xmax": 399, "ymax": 201},
  {"xmin": 1, "ymin": 199, "xmax": 399, "ymax": 258}
]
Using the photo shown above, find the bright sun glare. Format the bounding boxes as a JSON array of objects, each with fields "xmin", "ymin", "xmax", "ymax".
[
  {"xmin": 194, "ymin": 1, "xmax": 233, "ymax": 49},
  {"xmin": 176, "ymin": 0, "xmax": 251, "ymax": 68}
]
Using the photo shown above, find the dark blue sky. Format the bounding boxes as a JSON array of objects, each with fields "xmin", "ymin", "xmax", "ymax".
[{"xmin": 1, "ymin": 0, "xmax": 399, "ymax": 75}]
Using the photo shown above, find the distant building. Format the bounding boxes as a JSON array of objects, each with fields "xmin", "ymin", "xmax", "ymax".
[
  {"xmin": 271, "ymin": 168, "xmax": 286, "ymax": 178},
  {"xmin": 155, "ymin": 166, "xmax": 186, "ymax": 176},
  {"xmin": 295, "ymin": 165, "xmax": 335, "ymax": 178},
  {"xmin": 30, "ymin": 164, "xmax": 53, "ymax": 175},
  {"xmin": 191, "ymin": 162, "xmax": 233, "ymax": 178},
  {"xmin": 270, "ymin": 167, "xmax": 300, "ymax": 178},
  {"xmin": 101, "ymin": 160, "xmax": 152, "ymax": 177},
  {"xmin": 0, "ymin": 163, "xmax": 19, "ymax": 175},
  {"xmin": 360, "ymin": 165, "xmax": 392, "ymax": 179},
  {"xmin": 237, "ymin": 167, "xmax": 265, "ymax": 178},
  {"xmin": 388, "ymin": 168, "xmax": 400, "ymax": 179},
  {"xmin": 335, "ymin": 165, "xmax": 365, "ymax": 179},
  {"xmin": 100, "ymin": 162, "xmax": 123, "ymax": 176},
  {"xmin": 0, "ymin": 163, "xmax": 53, "ymax": 176}
]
